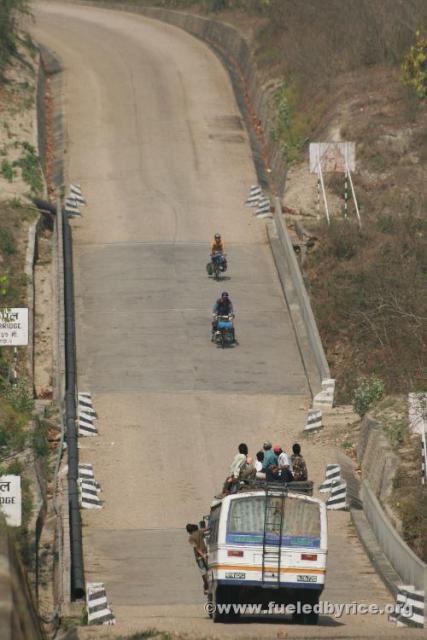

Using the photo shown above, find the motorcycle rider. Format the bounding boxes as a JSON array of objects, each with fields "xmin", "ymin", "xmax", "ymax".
[
  {"xmin": 210, "ymin": 233, "xmax": 227, "ymax": 271},
  {"xmin": 212, "ymin": 291, "xmax": 235, "ymax": 342}
]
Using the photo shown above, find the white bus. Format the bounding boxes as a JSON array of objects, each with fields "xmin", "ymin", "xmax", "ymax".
[{"xmin": 205, "ymin": 483, "xmax": 327, "ymax": 624}]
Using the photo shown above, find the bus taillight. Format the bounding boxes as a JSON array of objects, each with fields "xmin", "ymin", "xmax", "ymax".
[
  {"xmin": 227, "ymin": 550, "xmax": 244, "ymax": 557},
  {"xmin": 301, "ymin": 553, "xmax": 317, "ymax": 561}
]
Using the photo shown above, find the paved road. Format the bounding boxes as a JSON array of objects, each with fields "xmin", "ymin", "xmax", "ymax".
[{"xmin": 34, "ymin": 3, "xmax": 398, "ymax": 637}]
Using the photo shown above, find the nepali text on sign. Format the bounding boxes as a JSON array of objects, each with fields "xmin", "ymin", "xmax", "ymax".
[
  {"xmin": 0, "ymin": 308, "xmax": 28, "ymax": 346},
  {"xmin": 0, "ymin": 475, "xmax": 21, "ymax": 526}
]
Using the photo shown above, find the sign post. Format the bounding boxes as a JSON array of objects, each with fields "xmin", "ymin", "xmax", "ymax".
[
  {"xmin": 309, "ymin": 142, "xmax": 360, "ymax": 227},
  {"xmin": 0, "ymin": 475, "xmax": 22, "ymax": 527},
  {"xmin": 0, "ymin": 308, "xmax": 29, "ymax": 346},
  {"xmin": 0, "ymin": 308, "xmax": 29, "ymax": 384}
]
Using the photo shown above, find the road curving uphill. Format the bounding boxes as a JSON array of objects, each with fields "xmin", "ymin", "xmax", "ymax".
[{"xmin": 32, "ymin": 2, "xmax": 408, "ymax": 636}]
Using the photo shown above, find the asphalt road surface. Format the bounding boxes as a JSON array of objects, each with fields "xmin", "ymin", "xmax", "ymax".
[{"xmin": 33, "ymin": 2, "xmax": 403, "ymax": 637}]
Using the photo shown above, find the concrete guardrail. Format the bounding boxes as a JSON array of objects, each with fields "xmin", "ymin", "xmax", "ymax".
[{"xmin": 361, "ymin": 481, "xmax": 427, "ymax": 594}]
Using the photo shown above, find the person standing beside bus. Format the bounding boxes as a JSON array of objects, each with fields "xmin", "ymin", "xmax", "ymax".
[{"xmin": 186, "ymin": 523, "xmax": 209, "ymax": 594}]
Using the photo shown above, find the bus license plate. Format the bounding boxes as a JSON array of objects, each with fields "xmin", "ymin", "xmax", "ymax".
[{"xmin": 297, "ymin": 575, "xmax": 317, "ymax": 583}]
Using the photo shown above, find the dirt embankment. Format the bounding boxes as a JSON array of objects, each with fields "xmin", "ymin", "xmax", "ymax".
[{"xmin": 0, "ymin": 30, "xmax": 59, "ymax": 629}]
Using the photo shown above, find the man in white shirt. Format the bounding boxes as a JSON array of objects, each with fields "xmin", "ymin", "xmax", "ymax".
[
  {"xmin": 274, "ymin": 445, "xmax": 293, "ymax": 473},
  {"xmin": 229, "ymin": 443, "xmax": 248, "ymax": 479}
]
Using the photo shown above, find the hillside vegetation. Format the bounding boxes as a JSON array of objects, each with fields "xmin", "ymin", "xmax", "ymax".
[{"xmin": 0, "ymin": 1, "xmax": 31, "ymax": 74}]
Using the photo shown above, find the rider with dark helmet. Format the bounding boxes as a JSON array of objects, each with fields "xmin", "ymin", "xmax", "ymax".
[
  {"xmin": 213, "ymin": 291, "xmax": 233, "ymax": 316},
  {"xmin": 212, "ymin": 292, "xmax": 235, "ymax": 341}
]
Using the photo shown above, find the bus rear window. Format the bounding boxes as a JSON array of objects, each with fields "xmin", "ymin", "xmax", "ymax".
[{"xmin": 226, "ymin": 496, "xmax": 321, "ymax": 547}]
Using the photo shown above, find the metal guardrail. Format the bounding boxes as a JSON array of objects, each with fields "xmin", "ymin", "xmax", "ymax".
[
  {"xmin": 63, "ymin": 212, "xmax": 85, "ymax": 599},
  {"xmin": 273, "ymin": 198, "xmax": 330, "ymax": 384},
  {"xmin": 361, "ymin": 481, "xmax": 427, "ymax": 593}
]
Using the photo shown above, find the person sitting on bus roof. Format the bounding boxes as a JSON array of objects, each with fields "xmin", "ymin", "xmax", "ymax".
[
  {"xmin": 221, "ymin": 443, "xmax": 249, "ymax": 494},
  {"xmin": 240, "ymin": 455, "xmax": 256, "ymax": 483},
  {"xmin": 230, "ymin": 443, "xmax": 248, "ymax": 479},
  {"xmin": 266, "ymin": 464, "xmax": 294, "ymax": 484},
  {"xmin": 274, "ymin": 444, "xmax": 293, "ymax": 473},
  {"xmin": 186, "ymin": 523, "xmax": 209, "ymax": 594},
  {"xmin": 255, "ymin": 450, "xmax": 264, "ymax": 472},
  {"xmin": 261, "ymin": 441, "xmax": 277, "ymax": 471},
  {"xmin": 291, "ymin": 443, "xmax": 308, "ymax": 481}
]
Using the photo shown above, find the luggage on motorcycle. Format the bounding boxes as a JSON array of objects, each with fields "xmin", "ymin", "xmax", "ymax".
[
  {"xmin": 217, "ymin": 320, "xmax": 233, "ymax": 329},
  {"xmin": 206, "ymin": 262, "xmax": 213, "ymax": 276}
]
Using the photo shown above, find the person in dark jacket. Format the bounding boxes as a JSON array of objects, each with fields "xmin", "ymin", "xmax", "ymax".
[{"xmin": 212, "ymin": 292, "xmax": 235, "ymax": 341}]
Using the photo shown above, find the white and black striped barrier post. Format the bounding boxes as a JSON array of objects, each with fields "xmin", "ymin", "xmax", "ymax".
[
  {"xmin": 313, "ymin": 378, "xmax": 335, "ymax": 409},
  {"xmin": 69, "ymin": 184, "xmax": 86, "ymax": 204},
  {"xmin": 255, "ymin": 197, "xmax": 272, "ymax": 218},
  {"xmin": 245, "ymin": 184, "xmax": 262, "ymax": 207},
  {"xmin": 78, "ymin": 463, "xmax": 102, "ymax": 509},
  {"xmin": 421, "ymin": 428, "xmax": 426, "ymax": 486},
  {"xmin": 64, "ymin": 184, "xmax": 87, "ymax": 217},
  {"xmin": 319, "ymin": 464, "xmax": 341, "ymax": 492},
  {"xmin": 78, "ymin": 392, "xmax": 99, "ymax": 436},
  {"xmin": 326, "ymin": 479, "xmax": 348, "ymax": 510},
  {"xmin": 304, "ymin": 409, "xmax": 323, "ymax": 433},
  {"xmin": 389, "ymin": 585, "xmax": 424, "ymax": 628},
  {"xmin": 86, "ymin": 582, "xmax": 115, "ymax": 625}
]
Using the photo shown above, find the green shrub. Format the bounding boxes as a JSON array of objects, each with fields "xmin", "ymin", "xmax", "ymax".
[
  {"xmin": 402, "ymin": 30, "xmax": 427, "ymax": 98},
  {"xmin": 14, "ymin": 146, "xmax": 43, "ymax": 196},
  {"xmin": 0, "ymin": 408, "xmax": 27, "ymax": 454},
  {"xmin": 385, "ymin": 417, "xmax": 406, "ymax": 448},
  {"xmin": 270, "ymin": 79, "xmax": 308, "ymax": 163},
  {"xmin": 1, "ymin": 159, "xmax": 14, "ymax": 182},
  {"xmin": 376, "ymin": 213, "xmax": 395, "ymax": 233},
  {"xmin": 32, "ymin": 415, "xmax": 49, "ymax": 458},
  {"xmin": 0, "ymin": 228, "xmax": 16, "ymax": 255},
  {"xmin": 352, "ymin": 375, "xmax": 385, "ymax": 416},
  {"xmin": 0, "ymin": 275, "xmax": 9, "ymax": 296},
  {"xmin": 327, "ymin": 220, "xmax": 364, "ymax": 260},
  {"xmin": 0, "ymin": 1, "xmax": 32, "ymax": 72},
  {"xmin": 2, "ymin": 379, "xmax": 34, "ymax": 414}
]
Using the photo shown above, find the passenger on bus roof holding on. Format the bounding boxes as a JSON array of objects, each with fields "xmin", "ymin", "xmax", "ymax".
[
  {"xmin": 291, "ymin": 443, "xmax": 308, "ymax": 481},
  {"xmin": 261, "ymin": 441, "xmax": 277, "ymax": 471},
  {"xmin": 274, "ymin": 444, "xmax": 293, "ymax": 473}
]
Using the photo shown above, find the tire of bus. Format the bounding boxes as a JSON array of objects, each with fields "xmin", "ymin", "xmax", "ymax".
[
  {"xmin": 212, "ymin": 586, "xmax": 239, "ymax": 623},
  {"xmin": 212, "ymin": 586, "xmax": 225, "ymax": 623},
  {"xmin": 292, "ymin": 610, "xmax": 319, "ymax": 625},
  {"xmin": 292, "ymin": 594, "xmax": 319, "ymax": 625}
]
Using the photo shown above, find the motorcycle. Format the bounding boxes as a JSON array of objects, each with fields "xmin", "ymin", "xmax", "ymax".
[
  {"xmin": 213, "ymin": 315, "xmax": 236, "ymax": 348},
  {"xmin": 206, "ymin": 252, "xmax": 227, "ymax": 281}
]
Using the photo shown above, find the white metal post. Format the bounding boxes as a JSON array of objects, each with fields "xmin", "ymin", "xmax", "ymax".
[
  {"xmin": 345, "ymin": 160, "xmax": 361, "ymax": 228},
  {"xmin": 317, "ymin": 163, "xmax": 330, "ymax": 225}
]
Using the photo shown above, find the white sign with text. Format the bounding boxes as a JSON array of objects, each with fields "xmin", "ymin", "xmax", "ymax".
[
  {"xmin": 0, "ymin": 475, "xmax": 22, "ymax": 526},
  {"xmin": 0, "ymin": 308, "xmax": 28, "ymax": 346}
]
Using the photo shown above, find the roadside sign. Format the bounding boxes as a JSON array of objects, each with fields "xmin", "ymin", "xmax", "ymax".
[
  {"xmin": 0, "ymin": 475, "xmax": 22, "ymax": 527},
  {"xmin": 310, "ymin": 142, "xmax": 356, "ymax": 174},
  {"xmin": 0, "ymin": 308, "xmax": 28, "ymax": 346}
]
